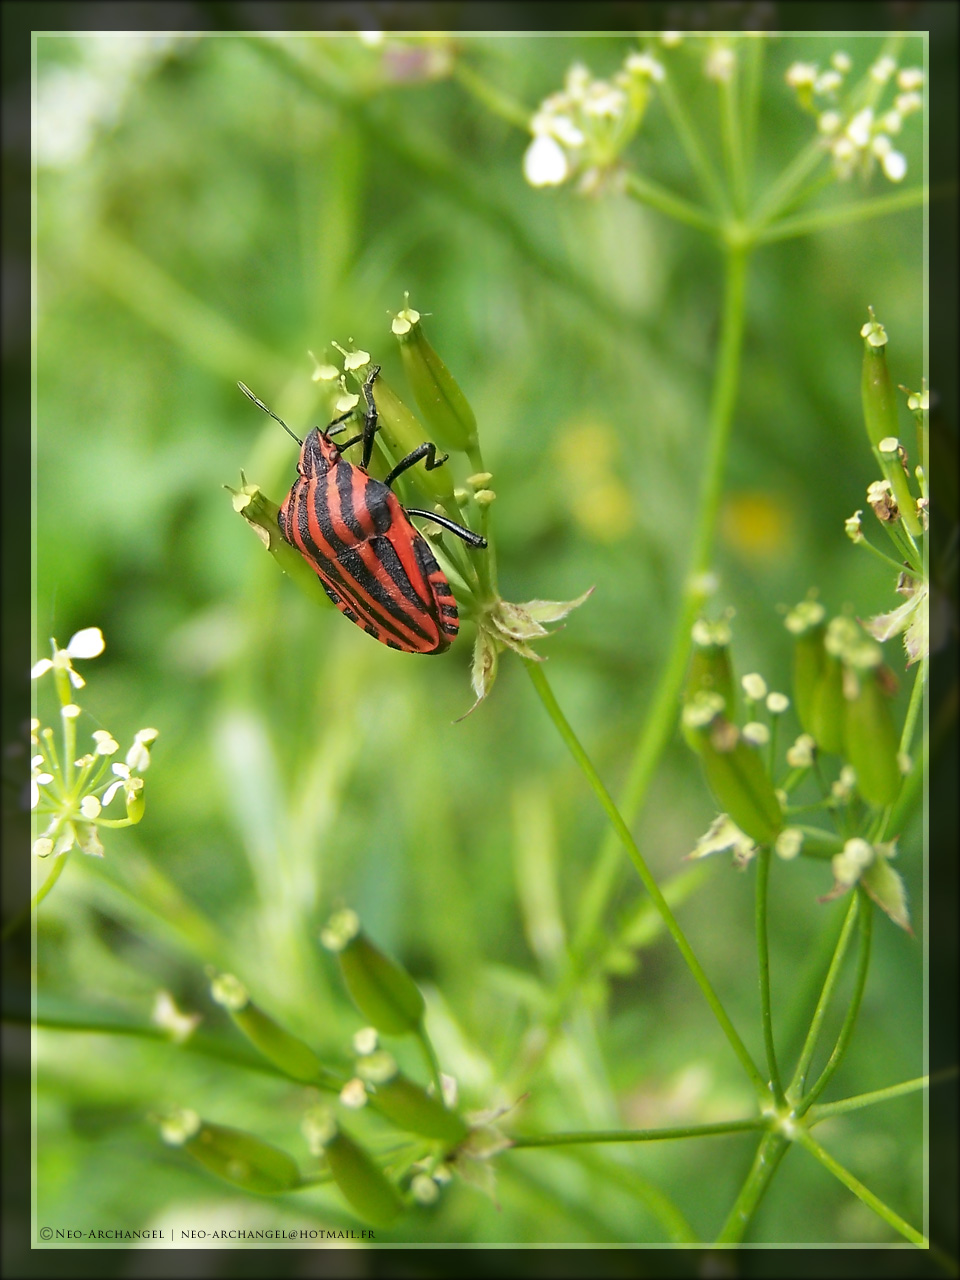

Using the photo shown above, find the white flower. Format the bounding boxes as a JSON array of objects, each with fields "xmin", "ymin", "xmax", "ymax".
[
  {"xmin": 564, "ymin": 63, "xmax": 591, "ymax": 100},
  {"xmin": 705, "ymin": 46, "xmax": 735, "ymax": 83},
  {"xmin": 743, "ymin": 721, "xmax": 770, "ymax": 747},
  {"xmin": 102, "ymin": 762, "xmax": 131, "ymax": 805},
  {"xmin": 786, "ymin": 61, "xmax": 818, "ymax": 88},
  {"xmin": 881, "ymin": 150, "xmax": 907, "ymax": 182},
  {"xmin": 869, "ymin": 55, "xmax": 897, "ymax": 85},
  {"xmin": 818, "ymin": 111, "xmax": 842, "ymax": 135},
  {"xmin": 548, "ymin": 115, "xmax": 586, "ymax": 148},
  {"xmin": 741, "ymin": 673, "xmax": 768, "ymax": 701},
  {"xmin": 523, "ymin": 134, "xmax": 569, "ymax": 187},
  {"xmin": 897, "ymin": 67, "xmax": 924, "ymax": 91},
  {"xmin": 152, "ymin": 990, "xmax": 202, "ymax": 1043},
  {"xmin": 582, "ymin": 82, "xmax": 626, "ymax": 118},
  {"xmin": 339, "ymin": 1078, "xmax": 368, "ymax": 1109},
  {"xmin": 80, "ymin": 795, "xmax": 102, "ymax": 819},
  {"xmin": 30, "ymin": 627, "xmax": 105, "ymax": 688},
  {"xmin": 624, "ymin": 52, "xmax": 665, "ymax": 82},
  {"xmin": 661, "ymin": 32, "xmax": 683, "ymax": 47},
  {"xmin": 766, "ymin": 692, "xmax": 790, "ymax": 714},
  {"xmin": 92, "ymin": 730, "xmax": 119, "ymax": 756},
  {"xmin": 881, "ymin": 109, "xmax": 903, "ymax": 135},
  {"xmin": 61, "ymin": 704, "xmax": 81, "ymax": 719},
  {"xmin": 831, "ymin": 51, "xmax": 852, "ymax": 73},
  {"xmin": 895, "ymin": 91, "xmax": 922, "ymax": 116},
  {"xmin": 66, "ymin": 627, "xmax": 106, "ymax": 659},
  {"xmin": 814, "ymin": 70, "xmax": 842, "ymax": 94},
  {"xmin": 786, "ymin": 734, "xmax": 816, "ymax": 769},
  {"xmin": 775, "ymin": 828, "xmax": 804, "ymax": 860},
  {"xmin": 126, "ymin": 727, "xmax": 159, "ymax": 772},
  {"xmin": 846, "ymin": 108, "xmax": 874, "ymax": 147}
]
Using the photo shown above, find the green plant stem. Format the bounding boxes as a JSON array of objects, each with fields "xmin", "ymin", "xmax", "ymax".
[
  {"xmin": 796, "ymin": 893, "xmax": 873, "ymax": 1115},
  {"xmin": 715, "ymin": 1130, "xmax": 790, "ymax": 1243},
  {"xmin": 569, "ymin": 1147, "xmax": 700, "ymax": 1244},
  {"xmin": 658, "ymin": 71, "xmax": 729, "ymax": 215},
  {"xmin": 740, "ymin": 35, "xmax": 764, "ymax": 201},
  {"xmin": 719, "ymin": 68, "xmax": 746, "ymax": 215},
  {"xmin": 2, "ymin": 853, "xmax": 71, "ymax": 940},
  {"xmin": 749, "ymin": 137, "xmax": 825, "ymax": 227},
  {"xmin": 809, "ymin": 1074, "xmax": 931, "ymax": 1122},
  {"xmin": 416, "ymin": 1026, "xmax": 444, "ymax": 1104},
  {"xmin": 452, "ymin": 61, "xmax": 530, "ymax": 130},
  {"xmin": 899, "ymin": 656, "xmax": 927, "ymax": 760},
  {"xmin": 756, "ymin": 186, "xmax": 927, "ymax": 244},
  {"xmin": 525, "ymin": 660, "xmax": 769, "ymax": 1102},
  {"xmin": 788, "ymin": 892, "xmax": 860, "ymax": 1101},
  {"xmin": 793, "ymin": 1128, "xmax": 926, "ymax": 1246},
  {"xmin": 510, "ymin": 1117, "xmax": 764, "ymax": 1148},
  {"xmin": 571, "ymin": 243, "xmax": 750, "ymax": 959},
  {"xmin": 623, "ymin": 171, "xmax": 721, "ymax": 234},
  {"xmin": 755, "ymin": 848, "xmax": 784, "ymax": 1104}
]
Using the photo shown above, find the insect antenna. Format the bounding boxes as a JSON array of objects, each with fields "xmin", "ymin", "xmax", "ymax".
[{"xmin": 237, "ymin": 382, "xmax": 303, "ymax": 447}]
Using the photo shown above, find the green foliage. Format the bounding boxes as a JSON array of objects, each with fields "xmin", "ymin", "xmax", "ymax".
[{"xmin": 31, "ymin": 30, "xmax": 928, "ymax": 1248}]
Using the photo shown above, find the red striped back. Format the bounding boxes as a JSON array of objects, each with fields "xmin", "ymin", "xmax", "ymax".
[{"xmin": 278, "ymin": 432, "xmax": 459, "ymax": 654}]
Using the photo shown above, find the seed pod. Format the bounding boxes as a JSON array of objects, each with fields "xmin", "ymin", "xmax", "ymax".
[
  {"xmin": 809, "ymin": 654, "xmax": 846, "ymax": 754},
  {"xmin": 683, "ymin": 619, "xmax": 735, "ymax": 749},
  {"xmin": 124, "ymin": 777, "xmax": 145, "ymax": 824},
  {"xmin": 393, "ymin": 307, "xmax": 478, "ymax": 454},
  {"xmin": 785, "ymin": 601, "xmax": 827, "ymax": 737},
  {"xmin": 184, "ymin": 1122, "xmax": 302, "ymax": 1194},
  {"xmin": 842, "ymin": 666, "xmax": 901, "ymax": 806},
  {"xmin": 211, "ymin": 974, "xmax": 329, "ymax": 1084},
  {"xmin": 228, "ymin": 480, "xmax": 334, "ymax": 610},
  {"xmin": 322, "ymin": 911, "xmax": 425, "ymax": 1036},
  {"xmin": 322, "ymin": 1124, "xmax": 405, "ymax": 1226},
  {"xmin": 686, "ymin": 704, "xmax": 783, "ymax": 846},
  {"xmin": 358, "ymin": 1055, "xmax": 469, "ymax": 1145},
  {"xmin": 860, "ymin": 315, "xmax": 900, "ymax": 450}
]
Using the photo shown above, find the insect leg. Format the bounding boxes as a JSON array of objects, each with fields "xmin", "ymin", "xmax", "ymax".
[
  {"xmin": 383, "ymin": 442, "xmax": 450, "ymax": 489},
  {"xmin": 404, "ymin": 507, "xmax": 488, "ymax": 549},
  {"xmin": 359, "ymin": 364, "xmax": 382, "ymax": 469}
]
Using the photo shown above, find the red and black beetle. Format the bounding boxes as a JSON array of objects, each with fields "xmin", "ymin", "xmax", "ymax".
[{"xmin": 238, "ymin": 367, "xmax": 486, "ymax": 654}]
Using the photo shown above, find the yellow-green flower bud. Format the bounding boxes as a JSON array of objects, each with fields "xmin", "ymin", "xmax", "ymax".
[
  {"xmin": 392, "ymin": 307, "xmax": 478, "ymax": 454},
  {"xmin": 179, "ymin": 1120, "xmax": 302, "ymax": 1194},
  {"xmin": 227, "ymin": 480, "xmax": 334, "ymax": 610},
  {"xmin": 683, "ymin": 619, "xmax": 735, "ymax": 748},
  {"xmin": 357, "ymin": 1056, "xmax": 469, "ymax": 1145},
  {"xmin": 686, "ymin": 704, "xmax": 783, "ymax": 845},
  {"xmin": 211, "ymin": 974, "xmax": 329, "ymax": 1084},
  {"xmin": 124, "ymin": 776, "xmax": 145, "ymax": 824},
  {"xmin": 322, "ymin": 911, "xmax": 425, "ymax": 1036},
  {"xmin": 316, "ymin": 1120, "xmax": 405, "ymax": 1227},
  {"xmin": 842, "ymin": 666, "xmax": 901, "ymax": 806}
]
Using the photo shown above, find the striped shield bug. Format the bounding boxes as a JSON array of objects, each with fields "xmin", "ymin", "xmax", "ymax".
[{"xmin": 238, "ymin": 367, "xmax": 487, "ymax": 655}]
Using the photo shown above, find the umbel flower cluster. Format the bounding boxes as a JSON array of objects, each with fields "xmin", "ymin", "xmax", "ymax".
[
  {"xmin": 230, "ymin": 304, "xmax": 590, "ymax": 713},
  {"xmin": 786, "ymin": 51, "xmax": 923, "ymax": 184},
  {"xmin": 682, "ymin": 313, "xmax": 926, "ymax": 935},
  {"xmin": 31, "ymin": 628, "xmax": 157, "ymax": 862}
]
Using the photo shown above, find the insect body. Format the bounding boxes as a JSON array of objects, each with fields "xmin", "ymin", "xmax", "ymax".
[{"xmin": 238, "ymin": 367, "xmax": 486, "ymax": 655}]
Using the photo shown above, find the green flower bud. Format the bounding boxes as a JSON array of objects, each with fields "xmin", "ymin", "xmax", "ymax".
[
  {"xmin": 683, "ymin": 619, "xmax": 735, "ymax": 748},
  {"xmin": 227, "ymin": 480, "xmax": 334, "ymax": 610},
  {"xmin": 322, "ymin": 911, "xmax": 425, "ymax": 1036},
  {"xmin": 809, "ymin": 654, "xmax": 845, "ymax": 754},
  {"xmin": 357, "ymin": 1055, "xmax": 469, "ymax": 1145},
  {"xmin": 393, "ymin": 306, "xmax": 478, "ymax": 453},
  {"xmin": 180, "ymin": 1120, "xmax": 301, "ymax": 1194},
  {"xmin": 210, "ymin": 974, "xmax": 329, "ymax": 1084},
  {"xmin": 686, "ymin": 705, "xmax": 783, "ymax": 846},
  {"xmin": 785, "ymin": 600, "xmax": 826, "ymax": 737},
  {"xmin": 316, "ymin": 1118, "xmax": 405, "ymax": 1227},
  {"xmin": 842, "ymin": 666, "xmax": 901, "ymax": 806},
  {"xmin": 124, "ymin": 776, "xmax": 145, "ymax": 824}
]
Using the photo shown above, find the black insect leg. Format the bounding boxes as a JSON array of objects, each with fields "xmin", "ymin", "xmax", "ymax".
[
  {"xmin": 383, "ymin": 442, "xmax": 450, "ymax": 489},
  {"xmin": 359, "ymin": 364, "xmax": 382, "ymax": 469},
  {"xmin": 404, "ymin": 507, "xmax": 488, "ymax": 549}
]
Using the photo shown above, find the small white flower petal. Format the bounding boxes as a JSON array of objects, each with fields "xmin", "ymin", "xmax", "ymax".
[
  {"xmin": 126, "ymin": 741, "xmax": 151, "ymax": 772},
  {"xmin": 523, "ymin": 134, "xmax": 569, "ymax": 187},
  {"xmin": 102, "ymin": 780, "xmax": 125, "ymax": 805},
  {"xmin": 66, "ymin": 627, "xmax": 105, "ymax": 659},
  {"xmin": 33, "ymin": 837, "xmax": 54, "ymax": 857},
  {"xmin": 61, "ymin": 704, "xmax": 81, "ymax": 719},
  {"xmin": 68, "ymin": 668, "xmax": 86, "ymax": 689},
  {"xmin": 786, "ymin": 61, "xmax": 818, "ymax": 88},
  {"xmin": 831, "ymin": 52, "xmax": 852, "ymax": 73},
  {"xmin": 31, "ymin": 659, "xmax": 54, "ymax": 679},
  {"xmin": 111, "ymin": 762, "xmax": 130, "ymax": 778},
  {"xmin": 896, "ymin": 68, "xmax": 924, "ymax": 91},
  {"xmin": 80, "ymin": 795, "xmax": 102, "ymax": 819},
  {"xmin": 846, "ymin": 108, "xmax": 874, "ymax": 147},
  {"xmin": 881, "ymin": 150, "xmax": 907, "ymax": 182},
  {"xmin": 31, "ymin": 779, "xmax": 40, "ymax": 810}
]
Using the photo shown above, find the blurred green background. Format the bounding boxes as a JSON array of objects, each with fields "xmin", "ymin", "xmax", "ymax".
[{"xmin": 19, "ymin": 22, "xmax": 942, "ymax": 1263}]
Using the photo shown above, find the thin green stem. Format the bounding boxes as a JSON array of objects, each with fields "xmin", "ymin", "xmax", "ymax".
[
  {"xmin": 740, "ymin": 35, "xmax": 765, "ymax": 202},
  {"xmin": 796, "ymin": 891, "xmax": 873, "ymax": 1116},
  {"xmin": 749, "ymin": 137, "xmax": 825, "ymax": 227},
  {"xmin": 715, "ymin": 1130, "xmax": 790, "ymax": 1243},
  {"xmin": 622, "ymin": 171, "xmax": 721, "ymax": 235},
  {"xmin": 809, "ymin": 1073, "xmax": 932, "ymax": 1123},
  {"xmin": 755, "ymin": 185, "xmax": 927, "ymax": 245},
  {"xmin": 658, "ymin": 71, "xmax": 729, "ymax": 215},
  {"xmin": 899, "ymin": 656, "xmax": 927, "ymax": 760},
  {"xmin": 571, "ymin": 244, "xmax": 750, "ymax": 959},
  {"xmin": 510, "ymin": 1117, "xmax": 764, "ymax": 1148},
  {"xmin": 755, "ymin": 848, "xmax": 784, "ymax": 1104},
  {"xmin": 793, "ymin": 1128, "xmax": 926, "ymax": 1246},
  {"xmin": 3, "ymin": 853, "xmax": 71, "ymax": 940},
  {"xmin": 856, "ymin": 534, "xmax": 917, "ymax": 574},
  {"xmin": 569, "ymin": 1147, "xmax": 700, "ymax": 1244},
  {"xmin": 788, "ymin": 893, "xmax": 859, "ymax": 1100},
  {"xmin": 452, "ymin": 61, "xmax": 530, "ymax": 130},
  {"xmin": 525, "ymin": 660, "xmax": 769, "ymax": 1102},
  {"xmin": 719, "ymin": 67, "xmax": 746, "ymax": 215},
  {"xmin": 416, "ymin": 1026, "xmax": 444, "ymax": 1104}
]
